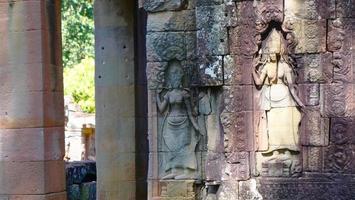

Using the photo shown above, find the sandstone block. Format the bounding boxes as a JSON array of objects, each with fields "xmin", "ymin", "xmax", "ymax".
[
  {"xmin": 229, "ymin": 21, "xmax": 258, "ymax": 56},
  {"xmin": 322, "ymin": 83, "xmax": 353, "ymax": 117},
  {"xmin": 223, "ymin": 152, "xmax": 250, "ymax": 181},
  {"xmin": 0, "ymin": 160, "xmax": 65, "ymax": 194},
  {"xmin": 300, "ymin": 109, "xmax": 329, "ymax": 146},
  {"xmin": 196, "ymin": 5, "xmax": 228, "ymax": 56},
  {"xmin": 196, "ymin": 56, "xmax": 223, "ymax": 86},
  {"xmin": 221, "ymin": 111, "xmax": 253, "ymax": 152},
  {"xmin": 303, "ymin": 147, "xmax": 323, "ymax": 172},
  {"xmin": 0, "ymin": 91, "xmax": 64, "ymax": 129},
  {"xmin": 144, "ymin": 0, "xmax": 188, "ymax": 12},
  {"xmin": 0, "ymin": 1, "xmax": 42, "ymax": 32},
  {"xmin": 0, "ymin": 127, "xmax": 64, "ymax": 161},
  {"xmin": 336, "ymin": 0, "xmax": 354, "ymax": 18},
  {"xmin": 285, "ymin": 0, "xmax": 335, "ymax": 20},
  {"xmin": 223, "ymin": 55, "xmax": 253, "ymax": 85},
  {"xmin": 147, "ymin": 10, "xmax": 196, "ymax": 32},
  {"xmin": 222, "ymin": 85, "xmax": 253, "ymax": 113},
  {"xmin": 296, "ymin": 53, "xmax": 332, "ymax": 84},
  {"xmin": 146, "ymin": 32, "xmax": 196, "ymax": 62},
  {"xmin": 291, "ymin": 19, "xmax": 327, "ymax": 54}
]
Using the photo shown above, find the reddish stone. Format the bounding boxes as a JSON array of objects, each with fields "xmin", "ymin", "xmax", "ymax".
[
  {"xmin": 336, "ymin": 0, "xmax": 355, "ymax": 18},
  {"xmin": 293, "ymin": 19, "xmax": 327, "ymax": 54},
  {"xmin": 223, "ymin": 152, "xmax": 250, "ymax": 181},
  {"xmin": 296, "ymin": 53, "xmax": 333, "ymax": 84},
  {"xmin": 224, "ymin": 55, "xmax": 253, "ymax": 85},
  {"xmin": 229, "ymin": 22, "xmax": 258, "ymax": 56},
  {"xmin": 205, "ymin": 152, "xmax": 223, "ymax": 181},
  {"xmin": 221, "ymin": 112, "xmax": 254, "ymax": 152},
  {"xmin": 0, "ymin": 127, "xmax": 64, "ymax": 161},
  {"xmin": 322, "ymin": 83, "xmax": 353, "ymax": 117},
  {"xmin": 330, "ymin": 117, "xmax": 355, "ymax": 145},
  {"xmin": 300, "ymin": 109, "xmax": 329, "ymax": 146},
  {"xmin": 0, "ymin": 160, "xmax": 65, "ymax": 194},
  {"xmin": 223, "ymin": 86, "xmax": 253, "ymax": 113},
  {"xmin": 299, "ymin": 84, "xmax": 321, "ymax": 106},
  {"xmin": 303, "ymin": 147, "xmax": 323, "ymax": 172}
]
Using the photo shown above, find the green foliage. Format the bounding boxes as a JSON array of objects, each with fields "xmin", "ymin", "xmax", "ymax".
[
  {"xmin": 64, "ymin": 58, "xmax": 95, "ymax": 113},
  {"xmin": 62, "ymin": 0, "xmax": 95, "ymax": 113},
  {"xmin": 62, "ymin": 0, "xmax": 94, "ymax": 68}
]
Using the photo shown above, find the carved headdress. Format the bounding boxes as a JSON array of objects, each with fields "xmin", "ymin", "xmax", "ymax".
[{"xmin": 262, "ymin": 28, "xmax": 282, "ymax": 55}]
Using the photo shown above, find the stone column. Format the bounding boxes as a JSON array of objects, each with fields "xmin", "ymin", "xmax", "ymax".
[
  {"xmin": 94, "ymin": 0, "xmax": 137, "ymax": 199},
  {"xmin": 0, "ymin": 1, "xmax": 66, "ymax": 199}
]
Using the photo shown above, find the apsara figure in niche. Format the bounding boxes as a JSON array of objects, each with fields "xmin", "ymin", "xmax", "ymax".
[
  {"xmin": 252, "ymin": 27, "xmax": 304, "ymax": 175},
  {"xmin": 156, "ymin": 60, "xmax": 200, "ymax": 180}
]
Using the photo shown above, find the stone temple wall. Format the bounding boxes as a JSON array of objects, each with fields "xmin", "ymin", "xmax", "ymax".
[{"xmin": 143, "ymin": 0, "xmax": 354, "ymax": 199}]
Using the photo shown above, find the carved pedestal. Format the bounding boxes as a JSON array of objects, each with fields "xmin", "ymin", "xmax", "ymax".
[{"xmin": 153, "ymin": 180, "xmax": 198, "ymax": 200}]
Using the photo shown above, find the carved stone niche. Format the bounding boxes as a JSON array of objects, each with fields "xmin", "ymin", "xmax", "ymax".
[
  {"xmin": 149, "ymin": 57, "xmax": 223, "ymax": 199},
  {"xmin": 252, "ymin": 6, "xmax": 303, "ymax": 177}
]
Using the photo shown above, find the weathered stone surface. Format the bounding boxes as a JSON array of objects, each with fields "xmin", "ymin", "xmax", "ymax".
[
  {"xmin": 259, "ymin": 179, "xmax": 355, "ymax": 200},
  {"xmin": 216, "ymin": 181, "xmax": 239, "ymax": 200},
  {"xmin": 336, "ymin": 0, "xmax": 355, "ymax": 18},
  {"xmin": 158, "ymin": 180, "xmax": 197, "ymax": 199},
  {"xmin": 147, "ymin": 32, "xmax": 196, "ymax": 62},
  {"xmin": 205, "ymin": 152, "xmax": 223, "ymax": 181},
  {"xmin": 322, "ymin": 83, "xmax": 353, "ymax": 117},
  {"xmin": 147, "ymin": 62, "xmax": 168, "ymax": 90},
  {"xmin": 95, "ymin": 3, "xmax": 137, "ymax": 199},
  {"xmin": 196, "ymin": 56, "xmax": 223, "ymax": 86},
  {"xmin": 144, "ymin": 0, "xmax": 188, "ymax": 12},
  {"xmin": 323, "ymin": 144, "xmax": 355, "ymax": 173},
  {"xmin": 0, "ymin": 160, "xmax": 65, "ymax": 194},
  {"xmin": 303, "ymin": 147, "xmax": 323, "ymax": 172},
  {"xmin": 223, "ymin": 55, "xmax": 253, "ymax": 85},
  {"xmin": 235, "ymin": 0, "xmax": 257, "ymax": 21},
  {"xmin": 301, "ymin": 109, "xmax": 329, "ymax": 146},
  {"xmin": 327, "ymin": 19, "xmax": 354, "ymax": 83},
  {"xmin": 147, "ymin": 10, "xmax": 196, "ymax": 32},
  {"xmin": 285, "ymin": 0, "xmax": 335, "ymax": 20},
  {"xmin": 239, "ymin": 179, "xmax": 262, "ymax": 200},
  {"xmin": 224, "ymin": 1, "xmax": 238, "ymax": 27},
  {"xmin": 330, "ymin": 117, "xmax": 355, "ymax": 145},
  {"xmin": 229, "ymin": 21, "xmax": 258, "ymax": 56},
  {"xmin": 299, "ymin": 84, "xmax": 321, "ymax": 106},
  {"xmin": 296, "ymin": 53, "xmax": 333, "ymax": 84},
  {"xmin": 221, "ymin": 112, "xmax": 253, "ymax": 152},
  {"xmin": 222, "ymin": 86, "xmax": 253, "ymax": 113},
  {"xmin": 327, "ymin": 19, "xmax": 345, "ymax": 53},
  {"xmin": 0, "ymin": 127, "xmax": 64, "ymax": 161},
  {"xmin": 292, "ymin": 19, "xmax": 327, "ymax": 53},
  {"xmin": 196, "ymin": 5, "xmax": 228, "ymax": 56},
  {"xmin": 196, "ymin": 0, "xmax": 223, "ymax": 7},
  {"xmin": 223, "ymin": 152, "xmax": 250, "ymax": 181}
]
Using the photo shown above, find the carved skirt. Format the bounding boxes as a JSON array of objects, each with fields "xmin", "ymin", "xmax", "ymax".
[
  {"xmin": 163, "ymin": 115, "xmax": 197, "ymax": 171},
  {"xmin": 265, "ymin": 106, "xmax": 301, "ymax": 153}
]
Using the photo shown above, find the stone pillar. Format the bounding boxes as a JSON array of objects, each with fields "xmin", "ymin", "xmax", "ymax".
[
  {"xmin": 0, "ymin": 1, "xmax": 66, "ymax": 199},
  {"xmin": 94, "ymin": 0, "xmax": 137, "ymax": 199}
]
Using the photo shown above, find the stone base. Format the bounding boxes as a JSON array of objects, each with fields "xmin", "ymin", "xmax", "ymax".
[
  {"xmin": 151, "ymin": 180, "xmax": 199, "ymax": 200},
  {"xmin": 261, "ymin": 161, "xmax": 291, "ymax": 177},
  {"xmin": 257, "ymin": 177, "xmax": 355, "ymax": 200}
]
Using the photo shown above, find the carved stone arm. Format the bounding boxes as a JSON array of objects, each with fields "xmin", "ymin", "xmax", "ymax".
[{"xmin": 156, "ymin": 91, "xmax": 168, "ymax": 113}]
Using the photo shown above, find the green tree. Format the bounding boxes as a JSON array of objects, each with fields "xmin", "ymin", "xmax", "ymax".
[
  {"xmin": 62, "ymin": 0, "xmax": 94, "ymax": 68},
  {"xmin": 64, "ymin": 58, "xmax": 95, "ymax": 113},
  {"xmin": 62, "ymin": 0, "xmax": 95, "ymax": 113}
]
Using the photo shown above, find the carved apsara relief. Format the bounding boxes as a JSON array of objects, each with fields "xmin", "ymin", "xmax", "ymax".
[
  {"xmin": 252, "ymin": 6, "xmax": 304, "ymax": 177},
  {"xmin": 156, "ymin": 60, "xmax": 201, "ymax": 180}
]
